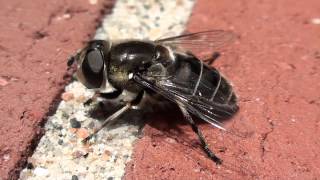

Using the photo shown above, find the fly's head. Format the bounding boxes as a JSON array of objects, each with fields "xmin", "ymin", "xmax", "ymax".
[{"xmin": 69, "ymin": 40, "xmax": 116, "ymax": 92}]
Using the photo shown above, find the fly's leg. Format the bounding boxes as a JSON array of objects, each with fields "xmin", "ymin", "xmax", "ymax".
[
  {"xmin": 203, "ymin": 52, "xmax": 220, "ymax": 66},
  {"xmin": 185, "ymin": 51, "xmax": 220, "ymax": 66},
  {"xmin": 84, "ymin": 90, "xmax": 122, "ymax": 106},
  {"xmin": 84, "ymin": 92, "xmax": 101, "ymax": 106},
  {"xmin": 178, "ymin": 104, "xmax": 222, "ymax": 165},
  {"xmin": 82, "ymin": 91, "xmax": 143, "ymax": 143},
  {"xmin": 82, "ymin": 103, "xmax": 131, "ymax": 143}
]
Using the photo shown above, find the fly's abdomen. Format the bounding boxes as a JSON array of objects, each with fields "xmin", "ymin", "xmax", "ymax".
[{"xmin": 172, "ymin": 54, "xmax": 237, "ymax": 106}]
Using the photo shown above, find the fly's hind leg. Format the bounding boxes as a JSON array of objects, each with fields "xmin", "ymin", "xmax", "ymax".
[
  {"xmin": 178, "ymin": 103, "xmax": 222, "ymax": 165},
  {"xmin": 186, "ymin": 51, "xmax": 220, "ymax": 66},
  {"xmin": 203, "ymin": 52, "xmax": 220, "ymax": 66}
]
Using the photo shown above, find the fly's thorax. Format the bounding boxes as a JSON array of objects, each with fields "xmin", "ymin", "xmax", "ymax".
[{"xmin": 107, "ymin": 40, "xmax": 157, "ymax": 92}]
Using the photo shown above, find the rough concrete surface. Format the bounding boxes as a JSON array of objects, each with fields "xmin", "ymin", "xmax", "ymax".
[
  {"xmin": 125, "ymin": 0, "xmax": 320, "ymax": 179},
  {"xmin": 0, "ymin": 0, "xmax": 112, "ymax": 179}
]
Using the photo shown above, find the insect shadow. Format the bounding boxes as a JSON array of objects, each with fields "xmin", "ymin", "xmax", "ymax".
[
  {"xmin": 85, "ymin": 98, "xmax": 258, "ymax": 178},
  {"xmin": 86, "ymin": 98, "xmax": 234, "ymax": 148}
]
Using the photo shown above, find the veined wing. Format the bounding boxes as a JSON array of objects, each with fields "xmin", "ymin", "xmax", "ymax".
[
  {"xmin": 155, "ymin": 30, "xmax": 236, "ymax": 53},
  {"xmin": 133, "ymin": 60, "xmax": 238, "ymax": 130}
]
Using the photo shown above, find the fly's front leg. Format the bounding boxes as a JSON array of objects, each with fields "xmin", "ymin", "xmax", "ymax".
[
  {"xmin": 84, "ymin": 92, "xmax": 101, "ymax": 106},
  {"xmin": 82, "ymin": 90, "xmax": 143, "ymax": 143},
  {"xmin": 178, "ymin": 103, "xmax": 222, "ymax": 165},
  {"xmin": 82, "ymin": 103, "xmax": 132, "ymax": 143},
  {"xmin": 84, "ymin": 90, "xmax": 123, "ymax": 106},
  {"xmin": 203, "ymin": 52, "xmax": 220, "ymax": 66}
]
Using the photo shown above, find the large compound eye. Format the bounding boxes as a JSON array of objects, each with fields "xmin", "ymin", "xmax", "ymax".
[{"xmin": 81, "ymin": 49, "xmax": 104, "ymax": 89}]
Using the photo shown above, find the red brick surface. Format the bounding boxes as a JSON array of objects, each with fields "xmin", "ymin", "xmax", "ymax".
[
  {"xmin": 125, "ymin": 0, "xmax": 320, "ymax": 179},
  {"xmin": 0, "ymin": 0, "xmax": 112, "ymax": 179}
]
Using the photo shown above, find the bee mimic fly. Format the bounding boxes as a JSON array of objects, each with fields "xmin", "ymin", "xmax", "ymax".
[{"xmin": 67, "ymin": 30, "xmax": 239, "ymax": 164}]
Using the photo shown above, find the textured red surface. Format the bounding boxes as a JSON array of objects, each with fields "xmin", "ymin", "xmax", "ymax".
[
  {"xmin": 125, "ymin": 0, "xmax": 320, "ymax": 179},
  {"xmin": 0, "ymin": 0, "xmax": 112, "ymax": 179}
]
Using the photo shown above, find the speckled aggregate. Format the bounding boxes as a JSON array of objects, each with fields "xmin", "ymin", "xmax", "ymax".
[{"xmin": 19, "ymin": 0, "xmax": 195, "ymax": 179}]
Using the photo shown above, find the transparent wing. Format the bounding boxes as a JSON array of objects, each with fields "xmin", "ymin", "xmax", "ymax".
[
  {"xmin": 155, "ymin": 30, "xmax": 236, "ymax": 52},
  {"xmin": 133, "ymin": 64, "xmax": 238, "ymax": 130}
]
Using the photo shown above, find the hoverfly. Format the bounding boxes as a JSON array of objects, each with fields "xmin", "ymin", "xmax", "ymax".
[{"xmin": 67, "ymin": 30, "xmax": 239, "ymax": 164}]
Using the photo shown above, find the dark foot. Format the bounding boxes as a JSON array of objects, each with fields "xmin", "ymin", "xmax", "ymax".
[
  {"xmin": 84, "ymin": 98, "xmax": 93, "ymax": 106},
  {"xmin": 82, "ymin": 134, "xmax": 94, "ymax": 144},
  {"xmin": 208, "ymin": 152, "xmax": 222, "ymax": 165},
  {"xmin": 204, "ymin": 52, "xmax": 221, "ymax": 65}
]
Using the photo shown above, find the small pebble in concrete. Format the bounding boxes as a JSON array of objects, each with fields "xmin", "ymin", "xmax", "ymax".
[
  {"xmin": 71, "ymin": 175, "xmax": 78, "ymax": 180},
  {"xmin": 58, "ymin": 139, "xmax": 63, "ymax": 145},
  {"xmin": 33, "ymin": 167, "xmax": 49, "ymax": 177},
  {"xmin": 61, "ymin": 92, "xmax": 74, "ymax": 101},
  {"xmin": 76, "ymin": 128, "xmax": 89, "ymax": 139},
  {"xmin": 70, "ymin": 118, "xmax": 81, "ymax": 128}
]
